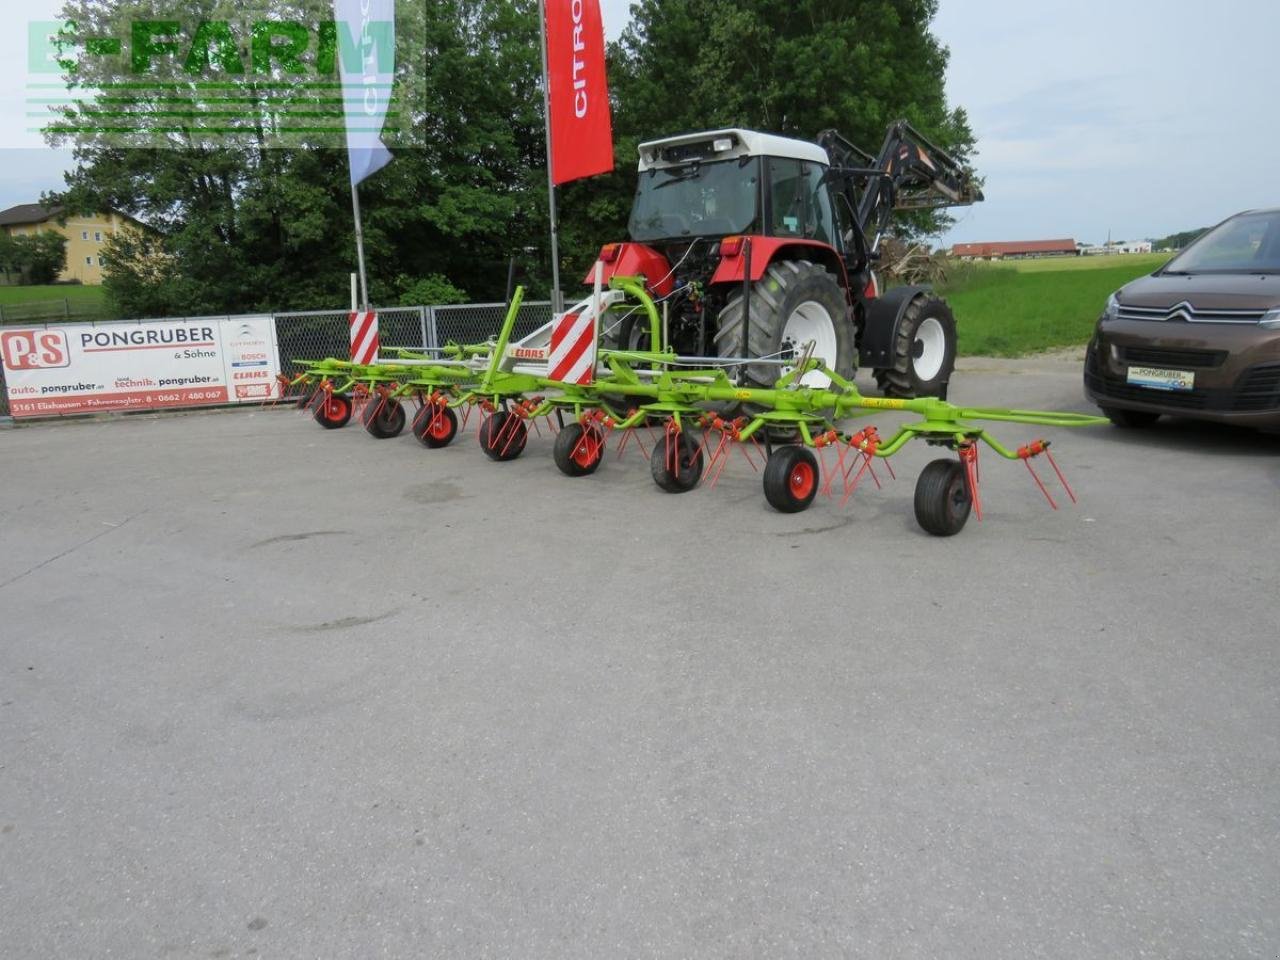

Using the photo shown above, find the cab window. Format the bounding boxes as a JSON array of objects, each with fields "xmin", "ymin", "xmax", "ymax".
[{"xmin": 767, "ymin": 158, "xmax": 835, "ymax": 244}]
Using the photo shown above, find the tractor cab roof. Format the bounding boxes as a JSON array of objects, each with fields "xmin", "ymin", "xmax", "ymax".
[{"xmin": 637, "ymin": 129, "xmax": 829, "ymax": 171}]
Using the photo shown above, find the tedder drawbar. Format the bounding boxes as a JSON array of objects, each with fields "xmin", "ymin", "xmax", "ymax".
[{"xmin": 282, "ymin": 271, "xmax": 1106, "ymax": 537}]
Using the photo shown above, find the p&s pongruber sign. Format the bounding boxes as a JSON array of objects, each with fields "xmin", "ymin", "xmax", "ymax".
[{"xmin": 1, "ymin": 316, "xmax": 280, "ymax": 418}]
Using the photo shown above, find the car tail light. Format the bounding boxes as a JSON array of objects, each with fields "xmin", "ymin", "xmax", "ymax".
[
  {"xmin": 720, "ymin": 236, "xmax": 744, "ymax": 257},
  {"xmin": 599, "ymin": 243, "xmax": 621, "ymax": 263}
]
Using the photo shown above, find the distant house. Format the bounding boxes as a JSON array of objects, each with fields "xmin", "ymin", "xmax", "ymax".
[
  {"xmin": 950, "ymin": 239, "xmax": 1077, "ymax": 260},
  {"xmin": 0, "ymin": 203, "xmax": 152, "ymax": 284}
]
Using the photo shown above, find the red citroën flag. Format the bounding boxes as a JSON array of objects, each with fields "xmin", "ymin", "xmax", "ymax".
[{"xmin": 538, "ymin": 0, "xmax": 614, "ymax": 310}]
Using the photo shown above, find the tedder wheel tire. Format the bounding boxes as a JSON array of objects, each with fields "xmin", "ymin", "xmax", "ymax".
[
  {"xmin": 873, "ymin": 295, "xmax": 957, "ymax": 399},
  {"xmin": 714, "ymin": 259, "xmax": 855, "ymax": 392},
  {"xmin": 313, "ymin": 393, "xmax": 352, "ymax": 429},
  {"xmin": 478, "ymin": 411, "xmax": 528, "ymax": 461},
  {"xmin": 363, "ymin": 397, "xmax": 406, "ymax": 438},
  {"xmin": 1101, "ymin": 406, "xmax": 1161, "ymax": 428},
  {"xmin": 553, "ymin": 423, "xmax": 606, "ymax": 477},
  {"xmin": 913, "ymin": 458, "xmax": 973, "ymax": 537},
  {"xmin": 414, "ymin": 405, "xmax": 459, "ymax": 448},
  {"xmin": 763, "ymin": 445, "xmax": 820, "ymax": 513},
  {"xmin": 650, "ymin": 430, "xmax": 704, "ymax": 492}
]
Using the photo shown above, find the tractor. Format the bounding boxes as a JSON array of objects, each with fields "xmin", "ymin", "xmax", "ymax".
[{"xmin": 587, "ymin": 121, "xmax": 982, "ymax": 398}]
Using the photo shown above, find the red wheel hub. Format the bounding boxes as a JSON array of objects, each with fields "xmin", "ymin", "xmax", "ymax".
[
  {"xmin": 789, "ymin": 461, "xmax": 816, "ymax": 500},
  {"xmin": 325, "ymin": 398, "xmax": 345, "ymax": 419},
  {"xmin": 572, "ymin": 429, "xmax": 601, "ymax": 468},
  {"xmin": 429, "ymin": 412, "xmax": 451, "ymax": 439}
]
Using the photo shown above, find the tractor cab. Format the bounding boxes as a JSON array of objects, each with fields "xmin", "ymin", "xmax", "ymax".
[{"xmin": 628, "ymin": 129, "xmax": 841, "ymax": 252}]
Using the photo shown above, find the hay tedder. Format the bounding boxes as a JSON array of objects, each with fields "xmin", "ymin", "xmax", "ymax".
[{"xmin": 283, "ymin": 267, "xmax": 1106, "ymax": 536}]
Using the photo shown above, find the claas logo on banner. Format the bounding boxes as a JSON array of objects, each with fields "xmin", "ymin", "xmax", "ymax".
[{"xmin": 1, "ymin": 330, "xmax": 70, "ymax": 371}]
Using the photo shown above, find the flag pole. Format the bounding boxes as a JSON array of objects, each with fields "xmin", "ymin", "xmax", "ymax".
[
  {"xmin": 350, "ymin": 182, "xmax": 371, "ymax": 310},
  {"xmin": 536, "ymin": 0, "xmax": 563, "ymax": 315}
]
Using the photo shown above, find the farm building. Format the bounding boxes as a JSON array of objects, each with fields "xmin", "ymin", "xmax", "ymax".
[
  {"xmin": 951, "ymin": 239, "xmax": 1077, "ymax": 260},
  {"xmin": 1079, "ymin": 240, "xmax": 1153, "ymax": 255}
]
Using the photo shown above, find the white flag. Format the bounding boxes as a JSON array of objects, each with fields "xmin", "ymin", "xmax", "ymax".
[{"xmin": 334, "ymin": 0, "xmax": 396, "ymax": 186}]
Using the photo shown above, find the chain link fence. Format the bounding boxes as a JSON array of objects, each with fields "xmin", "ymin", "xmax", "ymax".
[{"xmin": 1, "ymin": 301, "xmax": 555, "ymax": 420}]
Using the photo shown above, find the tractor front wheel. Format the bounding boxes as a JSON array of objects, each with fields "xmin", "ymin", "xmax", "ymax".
[
  {"xmin": 913, "ymin": 458, "xmax": 972, "ymax": 536},
  {"xmin": 763, "ymin": 445, "xmax": 820, "ymax": 513},
  {"xmin": 873, "ymin": 295, "xmax": 957, "ymax": 399},
  {"xmin": 553, "ymin": 423, "xmax": 606, "ymax": 476}
]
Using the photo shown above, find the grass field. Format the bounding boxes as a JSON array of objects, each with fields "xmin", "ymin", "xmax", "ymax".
[
  {"xmin": 940, "ymin": 253, "xmax": 1171, "ymax": 356},
  {"xmin": 0, "ymin": 284, "xmax": 109, "ymax": 321}
]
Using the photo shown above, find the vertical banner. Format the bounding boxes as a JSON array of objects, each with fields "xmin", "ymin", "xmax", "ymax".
[
  {"xmin": 334, "ymin": 0, "xmax": 397, "ymax": 187},
  {"xmin": 350, "ymin": 310, "xmax": 380, "ymax": 364},
  {"xmin": 544, "ymin": 0, "xmax": 614, "ymax": 185}
]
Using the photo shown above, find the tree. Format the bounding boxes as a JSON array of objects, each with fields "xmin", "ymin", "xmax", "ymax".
[{"xmin": 16, "ymin": 233, "xmax": 70, "ymax": 284}]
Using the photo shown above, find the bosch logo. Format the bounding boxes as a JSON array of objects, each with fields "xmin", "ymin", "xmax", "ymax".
[{"xmin": 2, "ymin": 330, "xmax": 70, "ymax": 370}]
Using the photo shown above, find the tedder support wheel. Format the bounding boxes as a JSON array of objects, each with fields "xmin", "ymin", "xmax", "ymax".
[
  {"xmin": 363, "ymin": 397, "xmax": 406, "ymax": 438},
  {"xmin": 763, "ymin": 445, "xmax": 820, "ymax": 513},
  {"xmin": 1101, "ymin": 406, "xmax": 1161, "ymax": 428},
  {"xmin": 314, "ymin": 393, "xmax": 352, "ymax": 429},
  {"xmin": 651, "ymin": 430, "xmax": 704, "ymax": 492},
  {"xmin": 874, "ymin": 295, "xmax": 957, "ymax": 399},
  {"xmin": 913, "ymin": 458, "xmax": 973, "ymax": 536},
  {"xmin": 414, "ymin": 405, "xmax": 459, "ymax": 448},
  {"xmin": 553, "ymin": 423, "xmax": 606, "ymax": 477},
  {"xmin": 713, "ymin": 259, "xmax": 855, "ymax": 391},
  {"xmin": 478, "ymin": 411, "xmax": 528, "ymax": 461}
]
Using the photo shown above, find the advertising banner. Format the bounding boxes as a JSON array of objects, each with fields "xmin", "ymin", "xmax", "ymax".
[
  {"xmin": 544, "ymin": 0, "xmax": 614, "ymax": 185},
  {"xmin": 1, "ymin": 316, "xmax": 280, "ymax": 418}
]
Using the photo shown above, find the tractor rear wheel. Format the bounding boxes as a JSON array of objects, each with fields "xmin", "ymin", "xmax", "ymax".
[
  {"xmin": 763, "ymin": 445, "xmax": 820, "ymax": 513},
  {"xmin": 714, "ymin": 260, "xmax": 854, "ymax": 391},
  {"xmin": 873, "ymin": 295, "xmax": 956, "ymax": 399},
  {"xmin": 913, "ymin": 458, "xmax": 972, "ymax": 536},
  {"xmin": 363, "ymin": 397, "xmax": 406, "ymax": 438}
]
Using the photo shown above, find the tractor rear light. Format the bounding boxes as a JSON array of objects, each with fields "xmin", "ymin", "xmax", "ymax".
[
  {"xmin": 599, "ymin": 243, "xmax": 621, "ymax": 263},
  {"xmin": 863, "ymin": 272, "xmax": 880, "ymax": 300},
  {"xmin": 720, "ymin": 236, "xmax": 744, "ymax": 257}
]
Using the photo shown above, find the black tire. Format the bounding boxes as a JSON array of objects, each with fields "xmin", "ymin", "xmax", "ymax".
[
  {"xmin": 478, "ymin": 411, "xmax": 528, "ymax": 461},
  {"xmin": 1101, "ymin": 406, "xmax": 1161, "ymax": 428},
  {"xmin": 650, "ymin": 430, "xmax": 704, "ymax": 492},
  {"xmin": 873, "ymin": 295, "xmax": 957, "ymax": 399},
  {"xmin": 313, "ymin": 393, "xmax": 352, "ymax": 429},
  {"xmin": 363, "ymin": 397, "xmax": 406, "ymax": 438},
  {"xmin": 413, "ymin": 405, "xmax": 458, "ymax": 448},
  {"xmin": 763, "ymin": 445, "xmax": 820, "ymax": 513},
  {"xmin": 714, "ymin": 259, "xmax": 855, "ymax": 390},
  {"xmin": 913, "ymin": 458, "xmax": 973, "ymax": 537},
  {"xmin": 553, "ymin": 423, "xmax": 606, "ymax": 477}
]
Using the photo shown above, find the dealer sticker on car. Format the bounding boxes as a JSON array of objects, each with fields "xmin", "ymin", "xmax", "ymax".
[{"xmin": 1127, "ymin": 366, "xmax": 1195, "ymax": 392}]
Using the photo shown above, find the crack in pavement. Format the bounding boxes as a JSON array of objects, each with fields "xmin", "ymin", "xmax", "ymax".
[{"xmin": 0, "ymin": 508, "xmax": 150, "ymax": 593}]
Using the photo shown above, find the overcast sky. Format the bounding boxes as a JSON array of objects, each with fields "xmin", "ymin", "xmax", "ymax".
[{"xmin": 4, "ymin": 0, "xmax": 1278, "ymax": 247}]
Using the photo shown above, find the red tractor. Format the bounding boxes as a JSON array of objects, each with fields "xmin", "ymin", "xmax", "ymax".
[{"xmin": 587, "ymin": 121, "xmax": 982, "ymax": 398}]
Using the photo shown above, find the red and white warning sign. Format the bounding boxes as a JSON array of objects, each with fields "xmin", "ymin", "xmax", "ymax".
[
  {"xmin": 349, "ymin": 310, "xmax": 379, "ymax": 364},
  {"xmin": 548, "ymin": 311, "xmax": 597, "ymax": 385}
]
